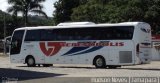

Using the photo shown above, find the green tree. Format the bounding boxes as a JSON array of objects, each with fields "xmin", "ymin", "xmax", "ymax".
[
  {"xmin": 0, "ymin": 10, "xmax": 15, "ymax": 38},
  {"xmin": 54, "ymin": 0, "xmax": 160, "ymax": 34},
  {"xmin": 71, "ymin": 4, "xmax": 105, "ymax": 23},
  {"xmin": 53, "ymin": 0, "xmax": 86, "ymax": 24},
  {"xmin": 7, "ymin": 0, "xmax": 48, "ymax": 26},
  {"xmin": 71, "ymin": 0, "xmax": 109, "ymax": 23}
]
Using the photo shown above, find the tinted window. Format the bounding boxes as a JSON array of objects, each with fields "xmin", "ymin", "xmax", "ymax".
[
  {"xmin": 40, "ymin": 29, "xmax": 55, "ymax": 41},
  {"xmin": 51, "ymin": 26, "xmax": 134, "ymax": 41},
  {"xmin": 10, "ymin": 30, "xmax": 24, "ymax": 55},
  {"xmin": 24, "ymin": 26, "xmax": 134, "ymax": 41},
  {"xmin": 25, "ymin": 30, "xmax": 40, "ymax": 41}
]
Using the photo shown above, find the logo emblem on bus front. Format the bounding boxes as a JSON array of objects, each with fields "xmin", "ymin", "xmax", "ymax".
[
  {"xmin": 141, "ymin": 28, "xmax": 151, "ymax": 33},
  {"xmin": 39, "ymin": 42, "xmax": 63, "ymax": 56}
]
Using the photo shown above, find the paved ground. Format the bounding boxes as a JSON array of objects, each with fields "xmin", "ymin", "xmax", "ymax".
[{"xmin": 0, "ymin": 55, "xmax": 160, "ymax": 83}]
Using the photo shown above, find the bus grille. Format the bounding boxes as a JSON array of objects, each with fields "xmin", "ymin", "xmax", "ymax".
[{"xmin": 119, "ymin": 51, "xmax": 132, "ymax": 63}]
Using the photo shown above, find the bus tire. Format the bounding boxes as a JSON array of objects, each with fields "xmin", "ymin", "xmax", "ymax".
[
  {"xmin": 94, "ymin": 56, "xmax": 106, "ymax": 68},
  {"xmin": 26, "ymin": 56, "xmax": 35, "ymax": 67}
]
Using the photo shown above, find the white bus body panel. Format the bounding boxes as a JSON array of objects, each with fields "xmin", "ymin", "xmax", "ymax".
[
  {"xmin": 11, "ymin": 40, "xmax": 136, "ymax": 65},
  {"xmin": 10, "ymin": 22, "xmax": 151, "ymax": 66},
  {"xmin": 132, "ymin": 23, "xmax": 151, "ymax": 64}
]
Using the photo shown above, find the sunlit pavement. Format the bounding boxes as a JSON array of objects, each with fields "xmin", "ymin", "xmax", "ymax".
[{"xmin": 1, "ymin": 56, "xmax": 160, "ymax": 83}]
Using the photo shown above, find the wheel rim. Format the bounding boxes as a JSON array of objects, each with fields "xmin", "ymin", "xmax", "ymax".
[
  {"xmin": 96, "ymin": 58, "xmax": 103, "ymax": 67},
  {"xmin": 28, "ymin": 58, "xmax": 34, "ymax": 65}
]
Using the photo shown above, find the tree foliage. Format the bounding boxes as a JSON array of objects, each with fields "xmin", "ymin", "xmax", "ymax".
[
  {"xmin": 53, "ymin": 0, "xmax": 160, "ymax": 34},
  {"xmin": 7, "ymin": 0, "xmax": 48, "ymax": 26},
  {"xmin": 0, "ymin": 10, "xmax": 53, "ymax": 39},
  {"xmin": 53, "ymin": 0, "xmax": 87, "ymax": 24},
  {"xmin": 71, "ymin": 1, "xmax": 105, "ymax": 23}
]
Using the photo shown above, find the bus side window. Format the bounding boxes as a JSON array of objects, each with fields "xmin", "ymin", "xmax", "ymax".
[
  {"xmin": 25, "ymin": 30, "xmax": 40, "ymax": 41},
  {"xmin": 40, "ymin": 29, "xmax": 54, "ymax": 41}
]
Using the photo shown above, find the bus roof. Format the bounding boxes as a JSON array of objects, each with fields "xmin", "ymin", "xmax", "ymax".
[
  {"xmin": 57, "ymin": 22, "xmax": 95, "ymax": 26},
  {"xmin": 15, "ymin": 22, "xmax": 148, "ymax": 31}
]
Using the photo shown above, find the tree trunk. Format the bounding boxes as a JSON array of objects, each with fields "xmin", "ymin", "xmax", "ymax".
[
  {"xmin": 25, "ymin": 11, "xmax": 28, "ymax": 26},
  {"xmin": 24, "ymin": 9, "xmax": 28, "ymax": 27}
]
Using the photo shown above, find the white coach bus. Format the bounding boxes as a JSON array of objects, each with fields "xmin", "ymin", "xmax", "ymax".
[{"xmin": 9, "ymin": 22, "xmax": 151, "ymax": 68}]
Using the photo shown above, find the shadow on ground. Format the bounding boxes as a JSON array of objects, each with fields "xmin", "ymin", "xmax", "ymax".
[
  {"xmin": 53, "ymin": 66, "xmax": 96, "ymax": 69},
  {"xmin": 17, "ymin": 65, "xmax": 96, "ymax": 69},
  {"xmin": 17, "ymin": 65, "xmax": 160, "ymax": 71},
  {"xmin": 0, "ymin": 68, "xmax": 66, "ymax": 82},
  {"xmin": 54, "ymin": 66, "xmax": 160, "ymax": 71},
  {"xmin": 120, "ymin": 68, "xmax": 160, "ymax": 71}
]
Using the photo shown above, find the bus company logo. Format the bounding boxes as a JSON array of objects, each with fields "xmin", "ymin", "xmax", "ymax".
[
  {"xmin": 39, "ymin": 42, "xmax": 64, "ymax": 56},
  {"xmin": 141, "ymin": 28, "xmax": 151, "ymax": 33},
  {"xmin": 39, "ymin": 41, "xmax": 124, "ymax": 56}
]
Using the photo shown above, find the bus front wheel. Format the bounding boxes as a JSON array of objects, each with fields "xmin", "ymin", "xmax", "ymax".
[
  {"xmin": 26, "ymin": 57, "xmax": 35, "ymax": 67},
  {"xmin": 94, "ymin": 56, "xmax": 106, "ymax": 68}
]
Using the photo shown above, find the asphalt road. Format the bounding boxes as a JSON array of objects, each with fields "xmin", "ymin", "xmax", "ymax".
[{"xmin": 1, "ymin": 56, "xmax": 160, "ymax": 83}]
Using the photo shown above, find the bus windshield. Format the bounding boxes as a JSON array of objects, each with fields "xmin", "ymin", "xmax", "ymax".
[{"xmin": 10, "ymin": 30, "xmax": 24, "ymax": 55}]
